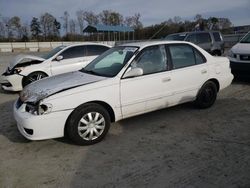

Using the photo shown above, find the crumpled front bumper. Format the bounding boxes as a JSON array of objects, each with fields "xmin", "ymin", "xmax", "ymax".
[
  {"xmin": 13, "ymin": 99, "xmax": 73, "ymax": 140},
  {"xmin": 0, "ymin": 73, "xmax": 23, "ymax": 91}
]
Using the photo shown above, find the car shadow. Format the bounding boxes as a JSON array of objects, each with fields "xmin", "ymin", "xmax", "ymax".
[
  {"xmin": 232, "ymin": 76, "xmax": 250, "ymax": 84},
  {"xmin": 0, "ymin": 87, "xmax": 20, "ymax": 94},
  {"xmin": 0, "ymin": 99, "xmax": 30, "ymax": 143},
  {"xmin": 69, "ymin": 97, "xmax": 250, "ymax": 187}
]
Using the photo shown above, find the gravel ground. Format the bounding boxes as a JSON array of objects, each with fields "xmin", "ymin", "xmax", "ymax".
[{"xmin": 0, "ymin": 52, "xmax": 250, "ymax": 188}]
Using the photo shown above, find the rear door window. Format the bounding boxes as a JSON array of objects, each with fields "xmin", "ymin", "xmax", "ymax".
[
  {"xmin": 185, "ymin": 34, "xmax": 197, "ymax": 43},
  {"xmin": 196, "ymin": 33, "xmax": 212, "ymax": 44},
  {"xmin": 86, "ymin": 45, "xmax": 110, "ymax": 56},
  {"xmin": 168, "ymin": 44, "xmax": 206, "ymax": 69},
  {"xmin": 60, "ymin": 46, "xmax": 86, "ymax": 59},
  {"xmin": 169, "ymin": 44, "xmax": 196, "ymax": 69}
]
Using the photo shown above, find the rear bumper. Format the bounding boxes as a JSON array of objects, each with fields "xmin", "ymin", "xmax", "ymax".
[{"xmin": 219, "ymin": 73, "xmax": 234, "ymax": 91}]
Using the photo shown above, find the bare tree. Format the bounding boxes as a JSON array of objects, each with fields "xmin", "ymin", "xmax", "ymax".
[
  {"xmin": 69, "ymin": 19, "xmax": 76, "ymax": 34},
  {"xmin": 82, "ymin": 11, "xmax": 99, "ymax": 25},
  {"xmin": 61, "ymin": 11, "xmax": 70, "ymax": 34},
  {"xmin": 9, "ymin": 16, "xmax": 22, "ymax": 38},
  {"xmin": 124, "ymin": 13, "xmax": 143, "ymax": 29},
  {"xmin": 40, "ymin": 13, "xmax": 60, "ymax": 40},
  {"xmin": 30, "ymin": 17, "xmax": 41, "ymax": 40},
  {"xmin": 99, "ymin": 10, "xmax": 123, "ymax": 25},
  {"xmin": 76, "ymin": 10, "xmax": 84, "ymax": 34}
]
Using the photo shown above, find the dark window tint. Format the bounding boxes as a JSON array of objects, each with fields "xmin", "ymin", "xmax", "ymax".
[
  {"xmin": 213, "ymin": 32, "xmax": 222, "ymax": 42},
  {"xmin": 133, "ymin": 45, "xmax": 167, "ymax": 75},
  {"xmin": 169, "ymin": 45, "xmax": 196, "ymax": 69},
  {"xmin": 196, "ymin": 33, "xmax": 211, "ymax": 43},
  {"xmin": 60, "ymin": 46, "xmax": 86, "ymax": 59},
  {"xmin": 86, "ymin": 45, "xmax": 110, "ymax": 56},
  {"xmin": 166, "ymin": 34, "xmax": 186, "ymax": 41},
  {"xmin": 186, "ymin": 34, "xmax": 197, "ymax": 43}
]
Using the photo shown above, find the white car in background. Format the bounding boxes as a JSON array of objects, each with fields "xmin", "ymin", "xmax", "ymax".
[
  {"xmin": 14, "ymin": 41, "xmax": 233, "ymax": 145},
  {"xmin": 228, "ymin": 31, "xmax": 250, "ymax": 77},
  {"xmin": 0, "ymin": 43, "xmax": 110, "ymax": 91}
]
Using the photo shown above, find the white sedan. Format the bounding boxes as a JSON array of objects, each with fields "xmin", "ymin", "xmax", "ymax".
[
  {"xmin": 0, "ymin": 43, "xmax": 110, "ymax": 91},
  {"xmin": 14, "ymin": 41, "xmax": 233, "ymax": 145}
]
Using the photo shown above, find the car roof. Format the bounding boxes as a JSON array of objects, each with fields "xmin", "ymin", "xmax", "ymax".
[
  {"xmin": 120, "ymin": 40, "xmax": 194, "ymax": 48},
  {"xmin": 65, "ymin": 42, "xmax": 111, "ymax": 48},
  {"xmin": 168, "ymin": 32, "xmax": 188, "ymax": 36}
]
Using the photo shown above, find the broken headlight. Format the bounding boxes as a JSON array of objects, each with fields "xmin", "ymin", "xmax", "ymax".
[
  {"xmin": 26, "ymin": 102, "xmax": 52, "ymax": 115},
  {"xmin": 13, "ymin": 67, "xmax": 24, "ymax": 74}
]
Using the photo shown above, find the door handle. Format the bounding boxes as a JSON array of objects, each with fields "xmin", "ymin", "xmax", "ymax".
[
  {"xmin": 162, "ymin": 77, "xmax": 171, "ymax": 82},
  {"xmin": 201, "ymin": 69, "xmax": 207, "ymax": 74}
]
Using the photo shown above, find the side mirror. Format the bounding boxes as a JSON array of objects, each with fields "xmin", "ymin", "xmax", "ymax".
[
  {"xmin": 55, "ymin": 55, "xmax": 63, "ymax": 61},
  {"xmin": 123, "ymin": 67, "xmax": 143, "ymax": 78}
]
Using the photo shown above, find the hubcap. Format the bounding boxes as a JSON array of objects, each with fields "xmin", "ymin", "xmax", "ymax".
[
  {"xmin": 78, "ymin": 112, "xmax": 105, "ymax": 141},
  {"xmin": 28, "ymin": 74, "xmax": 45, "ymax": 83}
]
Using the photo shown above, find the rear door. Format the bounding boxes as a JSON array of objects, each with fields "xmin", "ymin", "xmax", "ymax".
[
  {"xmin": 51, "ymin": 45, "xmax": 87, "ymax": 75},
  {"xmin": 186, "ymin": 33, "xmax": 212, "ymax": 52},
  {"xmin": 166, "ymin": 43, "xmax": 208, "ymax": 105}
]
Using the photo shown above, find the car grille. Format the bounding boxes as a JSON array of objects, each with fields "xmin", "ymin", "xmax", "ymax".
[{"xmin": 240, "ymin": 54, "xmax": 250, "ymax": 61}]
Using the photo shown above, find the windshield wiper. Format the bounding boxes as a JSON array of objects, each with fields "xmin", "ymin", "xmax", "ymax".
[{"xmin": 81, "ymin": 69, "xmax": 103, "ymax": 76}]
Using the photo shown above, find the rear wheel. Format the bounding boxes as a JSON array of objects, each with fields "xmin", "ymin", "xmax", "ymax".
[
  {"xmin": 22, "ymin": 71, "xmax": 48, "ymax": 87},
  {"xmin": 212, "ymin": 50, "xmax": 222, "ymax": 56},
  {"xmin": 194, "ymin": 81, "xmax": 217, "ymax": 109},
  {"xmin": 66, "ymin": 103, "xmax": 111, "ymax": 145}
]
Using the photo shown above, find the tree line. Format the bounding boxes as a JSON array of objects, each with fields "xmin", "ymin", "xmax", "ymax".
[{"xmin": 0, "ymin": 10, "xmax": 233, "ymax": 42}]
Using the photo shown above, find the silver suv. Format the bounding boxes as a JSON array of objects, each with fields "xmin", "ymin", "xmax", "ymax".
[{"xmin": 165, "ymin": 31, "xmax": 224, "ymax": 56}]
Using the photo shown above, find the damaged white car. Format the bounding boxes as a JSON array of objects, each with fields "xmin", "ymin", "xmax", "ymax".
[
  {"xmin": 14, "ymin": 41, "xmax": 233, "ymax": 145},
  {"xmin": 0, "ymin": 43, "xmax": 110, "ymax": 91}
]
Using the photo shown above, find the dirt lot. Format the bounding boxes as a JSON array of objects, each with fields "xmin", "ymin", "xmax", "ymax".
[{"xmin": 0, "ymin": 52, "xmax": 250, "ymax": 188}]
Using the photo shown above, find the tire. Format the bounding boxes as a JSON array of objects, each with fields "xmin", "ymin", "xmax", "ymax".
[
  {"xmin": 66, "ymin": 103, "xmax": 111, "ymax": 145},
  {"xmin": 194, "ymin": 81, "xmax": 217, "ymax": 109},
  {"xmin": 22, "ymin": 71, "xmax": 48, "ymax": 87},
  {"xmin": 212, "ymin": 50, "xmax": 222, "ymax": 56}
]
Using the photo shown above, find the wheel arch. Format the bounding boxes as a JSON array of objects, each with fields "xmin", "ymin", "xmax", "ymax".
[
  {"xmin": 22, "ymin": 71, "xmax": 49, "ymax": 87},
  {"xmin": 207, "ymin": 78, "xmax": 220, "ymax": 92},
  {"xmin": 64, "ymin": 100, "xmax": 116, "ymax": 137}
]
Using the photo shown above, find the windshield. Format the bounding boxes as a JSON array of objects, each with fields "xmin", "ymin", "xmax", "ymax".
[
  {"xmin": 41, "ymin": 45, "xmax": 66, "ymax": 59},
  {"xmin": 165, "ymin": 34, "xmax": 186, "ymax": 41},
  {"xmin": 81, "ymin": 46, "xmax": 138, "ymax": 77},
  {"xmin": 240, "ymin": 32, "xmax": 250, "ymax": 43}
]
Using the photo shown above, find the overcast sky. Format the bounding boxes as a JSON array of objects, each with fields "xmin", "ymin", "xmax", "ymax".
[{"xmin": 0, "ymin": 0, "xmax": 249, "ymax": 26}]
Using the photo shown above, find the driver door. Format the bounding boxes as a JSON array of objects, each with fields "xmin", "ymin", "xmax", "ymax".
[{"xmin": 120, "ymin": 45, "xmax": 172, "ymax": 118}]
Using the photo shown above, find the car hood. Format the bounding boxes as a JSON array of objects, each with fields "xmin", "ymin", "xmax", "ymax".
[
  {"xmin": 231, "ymin": 43, "xmax": 250, "ymax": 54},
  {"xmin": 9, "ymin": 54, "xmax": 45, "ymax": 70},
  {"xmin": 20, "ymin": 71, "xmax": 107, "ymax": 103}
]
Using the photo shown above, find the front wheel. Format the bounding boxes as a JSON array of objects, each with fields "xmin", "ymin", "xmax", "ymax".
[
  {"xmin": 22, "ymin": 71, "xmax": 48, "ymax": 87},
  {"xmin": 66, "ymin": 103, "xmax": 111, "ymax": 145},
  {"xmin": 194, "ymin": 81, "xmax": 217, "ymax": 109}
]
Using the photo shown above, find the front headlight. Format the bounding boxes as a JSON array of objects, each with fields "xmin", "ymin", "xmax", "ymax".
[
  {"xmin": 25, "ymin": 102, "xmax": 52, "ymax": 115},
  {"xmin": 13, "ymin": 67, "xmax": 24, "ymax": 74},
  {"xmin": 227, "ymin": 50, "xmax": 234, "ymax": 58},
  {"xmin": 37, "ymin": 103, "xmax": 53, "ymax": 115}
]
